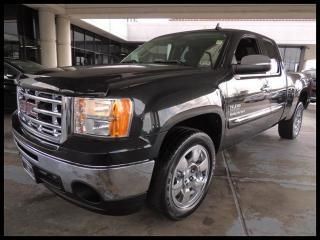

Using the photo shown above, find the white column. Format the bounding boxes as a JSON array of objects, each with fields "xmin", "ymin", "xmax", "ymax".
[
  {"xmin": 38, "ymin": 9, "xmax": 57, "ymax": 68},
  {"xmin": 56, "ymin": 16, "xmax": 72, "ymax": 67}
]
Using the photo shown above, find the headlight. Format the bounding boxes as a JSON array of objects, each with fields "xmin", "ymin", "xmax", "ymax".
[{"xmin": 74, "ymin": 97, "xmax": 133, "ymax": 137}]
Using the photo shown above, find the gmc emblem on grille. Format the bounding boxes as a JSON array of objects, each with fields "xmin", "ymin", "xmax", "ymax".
[{"xmin": 19, "ymin": 100, "xmax": 38, "ymax": 118}]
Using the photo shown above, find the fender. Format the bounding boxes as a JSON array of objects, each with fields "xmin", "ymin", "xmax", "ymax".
[
  {"xmin": 284, "ymin": 73, "xmax": 309, "ymax": 120},
  {"xmin": 149, "ymin": 105, "xmax": 225, "ymax": 160}
]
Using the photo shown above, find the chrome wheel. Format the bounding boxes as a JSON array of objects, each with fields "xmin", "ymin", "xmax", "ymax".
[
  {"xmin": 171, "ymin": 145, "xmax": 210, "ymax": 209},
  {"xmin": 293, "ymin": 105, "xmax": 303, "ymax": 136}
]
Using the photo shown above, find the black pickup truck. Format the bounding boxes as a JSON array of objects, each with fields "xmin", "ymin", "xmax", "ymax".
[{"xmin": 12, "ymin": 28, "xmax": 309, "ymax": 220}]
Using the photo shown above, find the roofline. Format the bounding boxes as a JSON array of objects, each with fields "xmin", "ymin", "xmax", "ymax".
[{"xmin": 150, "ymin": 28, "xmax": 273, "ymax": 41}]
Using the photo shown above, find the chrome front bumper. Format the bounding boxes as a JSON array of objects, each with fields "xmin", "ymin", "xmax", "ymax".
[{"xmin": 13, "ymin": 130, "xmax": 155, "ymax": 201}]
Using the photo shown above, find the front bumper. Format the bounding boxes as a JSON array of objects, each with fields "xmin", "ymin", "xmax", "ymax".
[{"xmin": 12, "ymin": 119, "xmax": 155, "ymax": 214}]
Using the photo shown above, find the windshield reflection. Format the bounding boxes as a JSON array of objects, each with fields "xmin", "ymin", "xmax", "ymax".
[{"xmin": 121, "ymin": 31, "xmax": 226, "ymax": 68}]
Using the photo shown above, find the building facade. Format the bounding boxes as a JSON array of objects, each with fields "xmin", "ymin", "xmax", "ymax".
[
  {"xmin": 4, "ymin": 4, "xmax": 141, "ymax": 68},
  {"xmin": 4, "ymin": 5, "xmax": 41, "ymax": 63}
]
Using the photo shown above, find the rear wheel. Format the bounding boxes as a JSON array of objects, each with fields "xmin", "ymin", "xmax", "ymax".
[
  {"xmin": 278, "ymin": 101, "xmax": 304, "ymax": 139},
  {"xmin": 148, "ymin": 127, "xmax": 216, "ymax": 220}
]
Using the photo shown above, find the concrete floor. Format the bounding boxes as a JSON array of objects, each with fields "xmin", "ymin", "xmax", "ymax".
[{"xmin": 4, "ymin": 104, "xmax": 316, "ymax": 236}]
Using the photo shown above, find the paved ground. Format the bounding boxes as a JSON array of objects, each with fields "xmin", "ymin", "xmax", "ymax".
[{"xmin": 4, "ymin": 104, "xmax": 316, "ymax": 236}]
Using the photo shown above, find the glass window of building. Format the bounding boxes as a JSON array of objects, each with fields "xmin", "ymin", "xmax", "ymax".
[
  {"xmin": 95, "ymin": 37, "xmax": 101, "ymax": 53},
  {"xmin": 70, "ymin": 24, "xmax": 140, "ymax": 66},
  {"xmin": 101, "ymin": 39, "xmax": 110, "ymax": 55},
  {"xmin": 85, "ymin": 33, "xmax": 94, "ymax": 51},
  {"xmin": 278, "ymin": 46, "xmax": 303, "ymax": 72},
  {"xmin": 74, "ymin": 29, "xmax": 85, "ymax": 49},
  {"xmin": 4, "ymin": 20, "xmax": 20, "ymax": 59},
  {"xmin": 4, "ymin": 5, "xmax": 40, "ymax": 63}
]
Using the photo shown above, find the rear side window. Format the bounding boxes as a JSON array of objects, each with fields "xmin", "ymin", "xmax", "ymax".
[{"xmin": 262, "ymin": 39, "xmax": 281, "ymax": 75}]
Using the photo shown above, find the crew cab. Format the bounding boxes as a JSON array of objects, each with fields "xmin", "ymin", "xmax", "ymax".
[{"xmin": 12, "ymin": 28, "xmax": 309, "ymax": 220}]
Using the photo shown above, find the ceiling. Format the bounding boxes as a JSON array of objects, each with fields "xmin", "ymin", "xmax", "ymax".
[{"xmin": 25, "ymin": 4, "xmax": 316, "ymax": 19}]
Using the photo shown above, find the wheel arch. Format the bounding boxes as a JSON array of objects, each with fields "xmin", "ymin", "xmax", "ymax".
[
  {"xmin": 285, "ymin": 73, "xmax": 309, "ymax": 120},
  {"xmin": 149, "ymin": 106, "xmax": 225, "ymax": 160},
  {"xmin": 299, "ymin": 88, "xmax": 309, "ymax": 108}
]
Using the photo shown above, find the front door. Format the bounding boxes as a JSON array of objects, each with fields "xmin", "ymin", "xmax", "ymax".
[
  {"xmin": 260, "ymin": 38, "xmax": 287, "ymax": 125},
  {"xmin": 224, "ymin": 36, "xmax": 271, "ymax": 146}
]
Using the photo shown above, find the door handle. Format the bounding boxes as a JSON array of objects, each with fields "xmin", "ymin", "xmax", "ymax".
[
  {"xmin": 261, "ymin": 82, "xmax": 271, "ymax": 92},
  {"xmin": 261, "ymin": 86, "xmax": 271, "ymax": 92}
]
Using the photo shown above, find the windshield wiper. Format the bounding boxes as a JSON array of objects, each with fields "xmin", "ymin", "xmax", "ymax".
[{"xmin": 151, "ymin": 60, "xmax": 189, "ymax": 66}]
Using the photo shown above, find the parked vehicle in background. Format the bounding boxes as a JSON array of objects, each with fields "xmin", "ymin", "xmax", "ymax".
[
  {"xmin": 12, "ymin": 28, "xmax": 310, "ymax": 220},
  {"xmin": 301, "ymin": 59, "xmax": 316, "ymax": 104},
  {"xmin": 3, "ymin": 58, "xmax": 64, "ymax": 112},
  {"xmin": 302, "ymin": 69, "xmax": 316, "ymax": 103}
]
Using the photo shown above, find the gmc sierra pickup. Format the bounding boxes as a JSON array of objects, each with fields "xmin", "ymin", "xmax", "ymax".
[{"xmin": 12, "ymin": 28, "xmax": 309, "ymax": 220}]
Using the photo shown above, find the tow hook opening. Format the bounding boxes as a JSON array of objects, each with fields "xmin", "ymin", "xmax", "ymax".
[{"xmin": 72, "ymin": 182, "xmax": 102, "ymax": 204}]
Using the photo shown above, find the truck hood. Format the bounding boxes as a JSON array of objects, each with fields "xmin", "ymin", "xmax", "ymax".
[{"xmin": 18, "ymin": 64, "xmax": 196, "ymax": 97}]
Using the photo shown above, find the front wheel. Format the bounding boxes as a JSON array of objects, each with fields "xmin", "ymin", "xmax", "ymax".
[
  {"xmin": 148, "ymin": 127, "xmax": 216, "ymax": 220},
  {"xmin": 278, "ymin": 101, "xmax": 304, "ymax": 139}
]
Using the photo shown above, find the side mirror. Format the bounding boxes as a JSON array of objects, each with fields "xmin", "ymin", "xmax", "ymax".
[
  {"xmin": 232, "ymin": 54, "xmax": 271, "ymax": 75},
  {"xmin": 4, "ymin": 72, "xmax": 21, "ymax": 85},
  {"xmin": 4, "ymin": 73, "xmax": 16, "ymax": 80}
]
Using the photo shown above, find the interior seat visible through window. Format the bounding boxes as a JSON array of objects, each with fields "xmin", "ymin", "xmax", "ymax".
[{"xmin": 234, "ymin": 38, "xmax": 260, "ymax": 64}]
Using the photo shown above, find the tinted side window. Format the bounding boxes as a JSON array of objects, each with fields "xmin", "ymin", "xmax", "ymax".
[
  {"xmin": 234, "ymin": 38, "xmax": 260, "ymax": 63},
  {"xmin": 262, "ymin": 39, "xmax": 280, "ymax": 74}
]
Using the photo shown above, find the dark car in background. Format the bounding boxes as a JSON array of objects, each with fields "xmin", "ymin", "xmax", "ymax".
[
  {"xmin": 302, "ymin": 69, "xmax": 316, "ymax": 103},
  {"xmin": 3, "ymin": 58, "xmax": 64, "ymax": 112}
]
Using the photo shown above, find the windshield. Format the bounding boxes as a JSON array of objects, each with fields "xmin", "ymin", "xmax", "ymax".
[
  {"xmin": 9, "ymin": 59, "xmax": 47, "ymax": 74},
  {"xmin": 121, "ymin": 31, "xmax": 227, "ymax": 68}
]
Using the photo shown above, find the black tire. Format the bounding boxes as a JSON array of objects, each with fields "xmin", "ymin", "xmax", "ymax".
[
  {"xmin": 278, "ymin": 101, "xmax": 304, "ymax": 139},
  {"xmin": 147, "ymin": 127, "xmax": 216, "ymax": 220}
]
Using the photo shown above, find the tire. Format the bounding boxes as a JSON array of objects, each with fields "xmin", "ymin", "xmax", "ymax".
[
  {"xmin": 278, "ymin": 101, "xmax": 304, "ymax": 139},
  {"xmin": 147, "ymin": 127, "xmax": 216, "ymax": 220}
]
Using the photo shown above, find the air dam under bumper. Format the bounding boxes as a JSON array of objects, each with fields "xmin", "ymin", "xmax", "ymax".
[{"xmin": 12, "ymin": 129, "xmax": 155, "ymax": 215}]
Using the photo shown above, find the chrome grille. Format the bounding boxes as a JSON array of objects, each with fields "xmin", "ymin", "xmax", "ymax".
[{"xmin": 17, "ymin": 87, "xmax": 67, "ymax": 144}]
